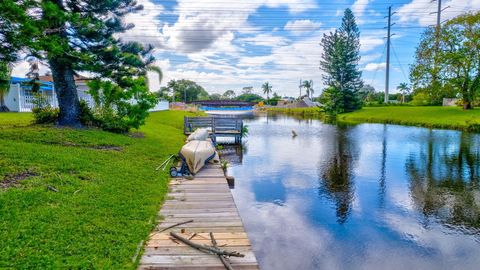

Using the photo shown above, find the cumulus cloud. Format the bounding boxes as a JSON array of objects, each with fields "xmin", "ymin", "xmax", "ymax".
[
  {"xmin": 360, "ymin": 34, "xmax": 385, "ymax": 52},
  {"xmin": 284, "ymin": 20, "xmax": 323, "ymax": 35},
  {"xmin": 120, "ymin": 0, "xmax": 166, "ymax": 48},
  {"xmin": 396, "ymin": 0, "xmax": 480, "ymax": 26},
  {"xmin": 363, "ymin": 62, "xmax": 386, "ymax": 71},
  {"xmin": 159, "ymin": 0, "xmax": 318, "ymax": 54},
  {"xmin": 352, "ymin": 0, "xmax": 372, "ymax": 17},
  {"xmin": 11, "ymin": 61, "xmax": 50, "ymax": 77},
  {"xmin": 238, "ymin": 33, "xmax": 289, "ymax": 47}
]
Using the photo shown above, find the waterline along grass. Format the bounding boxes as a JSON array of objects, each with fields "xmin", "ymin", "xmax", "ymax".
[
  {"xmin": 0, "ymin": 111, "xmax": 200, "ymax": 269},
  {"xmin": 338, "ymin": 106, "xmax": 480, "ymax": 132}
]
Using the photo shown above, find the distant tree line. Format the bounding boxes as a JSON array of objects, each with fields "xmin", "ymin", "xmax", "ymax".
[{"xmin": 155, "ymin": 79, "xmax": 278, "ymax": 104}]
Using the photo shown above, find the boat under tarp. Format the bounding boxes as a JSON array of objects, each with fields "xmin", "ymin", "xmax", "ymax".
[{"xmin": 180, "ymin": 140, "xmax": 219, "ymax": 175}]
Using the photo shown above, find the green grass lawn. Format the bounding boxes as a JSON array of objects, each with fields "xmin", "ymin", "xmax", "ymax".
[
  {"xmin": 0, "ymin": 110, "xmax": 199, "ymax": 269},
  {"xmin": 338, "ymin": 106, "xmax": 480, "ymax": 132}
]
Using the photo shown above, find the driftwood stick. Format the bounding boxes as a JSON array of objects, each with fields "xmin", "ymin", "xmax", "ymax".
[
  {"xmin": 170, "ymin": 232, "xmax": 245, "ymax": 257},
  {"xmin": 210, "ymin": 232, "xmax": 235, "ymax": 270},
  {"xmin": 158, "ymin": 220, "xmax": 194, "ymax": 233}
]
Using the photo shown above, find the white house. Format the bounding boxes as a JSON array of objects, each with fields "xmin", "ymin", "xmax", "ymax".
[{"xmin": 4, "ymin": 76, "xmax": 168, "ymax": 112}]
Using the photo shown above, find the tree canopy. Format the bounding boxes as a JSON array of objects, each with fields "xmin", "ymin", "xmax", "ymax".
[
  {"xmin": 236, "ymin": 93, "xmax": 264, "ymax": 103},
  {"xmin": 320, "ymin": 8, "xmax": 363, "ymax": 115},
  {"xmin": 0, "ymin": 0, "xmax": 157, "ymax": 128},
  {"xmin": 163, "ymin": 79, "xmax": 209, "ymax": 103},
  {"xmin": 410, "ymin": 12, "xmax": 480, "ymax": 109}
]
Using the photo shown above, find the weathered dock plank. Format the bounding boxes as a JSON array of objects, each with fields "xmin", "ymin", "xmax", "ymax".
[{"xmin": 138, "ymin": 164, "xmax": 259, "ymax": 270}]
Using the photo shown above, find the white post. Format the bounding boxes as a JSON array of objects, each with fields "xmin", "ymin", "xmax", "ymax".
[
  {"xmin": 17, "ymin": 84, "xmax": 23, "ymax": 112},
  {"xmin": 52, "ymin": 84, "xmax": 58, "ymax": 108}
]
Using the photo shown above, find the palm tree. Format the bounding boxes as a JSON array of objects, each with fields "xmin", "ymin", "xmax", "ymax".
[
  {"xmin": 262, "ymin": 82, "xmax": 272, "ymax": 100},
  {"xmin": 145, "ymin": 65, "xmax": 163, "ymax": 91},
  {"xmin": 167, "ymin": 79, "xmax": 177, "ymax": 102},
  {"xmin": 0, "ymin": 61, "xmax": 12, "ymax": 112},
  {"xmin": 397, "ymin": 83, "xmax": 410, "ymax": 103},
  {"xmin": 302, "ymin": 80, "xmax": 314, "ymax": 99}
]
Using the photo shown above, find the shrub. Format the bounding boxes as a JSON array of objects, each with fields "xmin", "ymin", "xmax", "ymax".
[
  {"xmin": 32, "ymin": 106, "xmax": 59, "ymax": 124},
  {"xmin": 319, "ymin": 87, "xmax": 344, "ymax": 116},
  {"xmin": 79, "ymin": 100, "xmax": 97, "ymax": 126},
  {"xmin": 87, "ymin": 78, "xmax": 157, "ymax": 133},
  {"xmin": 410, "ymin": 92, "xmax": 432, "ymax": 106},
  {"xmin": 31, "ymin": 94, "xmax": 59, "ymax": 124}
]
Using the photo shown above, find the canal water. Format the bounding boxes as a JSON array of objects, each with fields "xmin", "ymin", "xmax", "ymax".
[{"xmin": 225, "ymin": 113, "xmax": 480, "ymax": 270}]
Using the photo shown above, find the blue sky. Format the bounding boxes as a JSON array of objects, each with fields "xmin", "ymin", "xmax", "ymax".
[{"xmin": 12, "ymin": 0, "xmax": 480, "ymax": 97}]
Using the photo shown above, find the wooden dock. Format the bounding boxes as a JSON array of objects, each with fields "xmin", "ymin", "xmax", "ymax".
[{"xmin": 138, "ymin": 164, "xmax": 259, "ymax": 269}]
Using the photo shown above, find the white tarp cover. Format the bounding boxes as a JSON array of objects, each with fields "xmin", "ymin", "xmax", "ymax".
[
  {"xmin": 180, "ymin": 140, "xmax": 219, "ymax": 174},
  {"xmin": 186, "ymin": 128, "xmax": 209, "ymax": 142}
]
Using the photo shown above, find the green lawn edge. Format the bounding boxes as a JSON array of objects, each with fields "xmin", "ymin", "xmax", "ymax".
[
  {"xmin": 338, "ymin": 106, "xmax": 480, "ymax": 132},
  {"xmin": 0, "ymin": 110, "xmax": 201, "ymax": 269}
]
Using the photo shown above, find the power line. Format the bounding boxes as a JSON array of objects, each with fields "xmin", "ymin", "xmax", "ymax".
[
  {"xmin": 369, "ymin": 42, "xmax": 388, "ymax": 87},
  {"xmin": 391, "ymin": 42, "xmax": 409, "ymax": 83}
]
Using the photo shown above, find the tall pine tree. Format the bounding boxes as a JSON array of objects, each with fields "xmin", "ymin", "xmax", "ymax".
[
  {"xmin": 1, "ymin": 0, "xmax": 156, "ymax": 127},
  {"xmin": 320, "ymin": 8, "xmax": 363, "ymax": 114}
]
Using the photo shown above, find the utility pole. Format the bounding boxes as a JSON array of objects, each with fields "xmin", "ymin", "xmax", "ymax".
[
  {"xmin": 436, "ymin": 0, "xmax": 442, "ymax": 30},
  {"xmin": 430, "ymin": 0, "xmax": 449, "ymax": 91},
  {"xmin": 299, "ymin": 79, "xmax": 302, "ymax": 99},
  {"xmin": 384, "ymin": 6, "xmax": 395, "ymax": 103},
  {"xmin": 431, "ymin": 0, "xmax": 450, "ymax": 51}
]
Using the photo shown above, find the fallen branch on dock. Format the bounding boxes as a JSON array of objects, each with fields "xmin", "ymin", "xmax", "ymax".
[
  {"xmin": 169, "ymin": 232, "xmax": 245, "ymax": 258},
  {"xmin": 210, "ymin": 232, "xmax": 234, "ymax": 270},
  {"xmin": 158, "ymin": 220, "xmax": 194, "ymax": 232}
]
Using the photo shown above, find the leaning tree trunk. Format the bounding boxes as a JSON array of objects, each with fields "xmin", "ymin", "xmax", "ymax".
[
  {"xmin": 463, "ymin": 101, "xmax": 472, "ymax": 110},
  {"xmin": 49, "ymin": 58, "xmax": 82, "ymax": 127},
  {"xmin": 0, "ymin": 95, "xmax": 10, "ymax": 112}
]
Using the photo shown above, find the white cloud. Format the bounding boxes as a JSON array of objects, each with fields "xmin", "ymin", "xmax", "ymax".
[
  {"xmin": 363, "ymin": 62, "xmax": 386, "ymax": 71},
  {"xmin": 120, "ymin": 0, "xmax": 166, "ymax": 48},
  {"xmin": 360, "ymin": 33, "xmax": 385, "ymax": 52},
  {"xmin": 360, "ymin": 52, "xmax": 382, "ymax": 65},
  {"xmin": 396, "ymin": 0, "xmax": 480, "ymax": 26},
  {"xmin": 352, "ymin": 0, "xmax": 372, "ymax": 17},
  {"xmin": 284, "ymin": 20, "xmax": 323, "ymax": 35},
  {"xmin": 11, "ymin": 61, "xmax": 49, "ymax": 78},
  {"xmin": 238, "ymin": 34, "xmax": 289, "ymax": 48}
]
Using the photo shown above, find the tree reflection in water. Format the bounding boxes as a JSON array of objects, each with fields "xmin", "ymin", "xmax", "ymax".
[
  {"xmin": 407, "ymin": 131, "xmax": 480, "ymax": 230},
  {"xmin": 318, "ymin": 126, "xmax": 358, "ymax": 224}
]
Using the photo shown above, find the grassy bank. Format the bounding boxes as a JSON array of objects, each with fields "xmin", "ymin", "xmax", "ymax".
[
  {"xmin": 338, "ymin": 106, "xmax": 480, "ymax": 132},
  {"xmin": 266, "ymin": 107, "xmax": 323, "ymax": 118},
  {"xmin": 0, "ymin": 111, "xmax": 198, "ymax": 269}
]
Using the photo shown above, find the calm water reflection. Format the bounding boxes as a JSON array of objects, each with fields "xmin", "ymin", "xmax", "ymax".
[{"xmin": 227, "ymin": 114, "xmax": 480, "ymax": 270}]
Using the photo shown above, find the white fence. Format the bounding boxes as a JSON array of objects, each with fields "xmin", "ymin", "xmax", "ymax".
[
  {"xmin": 17, "ymin": 89, "xmax": 168, "ymax": 112},
  {"xmin": 18, "ymin": 88, "xmax": 58, "ymax": 113}
]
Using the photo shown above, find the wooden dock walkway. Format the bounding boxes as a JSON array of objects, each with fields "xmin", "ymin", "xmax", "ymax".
[{"xmin": 138, "ymin": 164, "xmax": 259, "ymax": 269}]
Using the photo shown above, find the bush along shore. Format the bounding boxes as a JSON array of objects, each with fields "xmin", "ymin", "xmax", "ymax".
[{"xmin": 266, "ymin": 107, "xmax": 324, "ymax": 119}]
